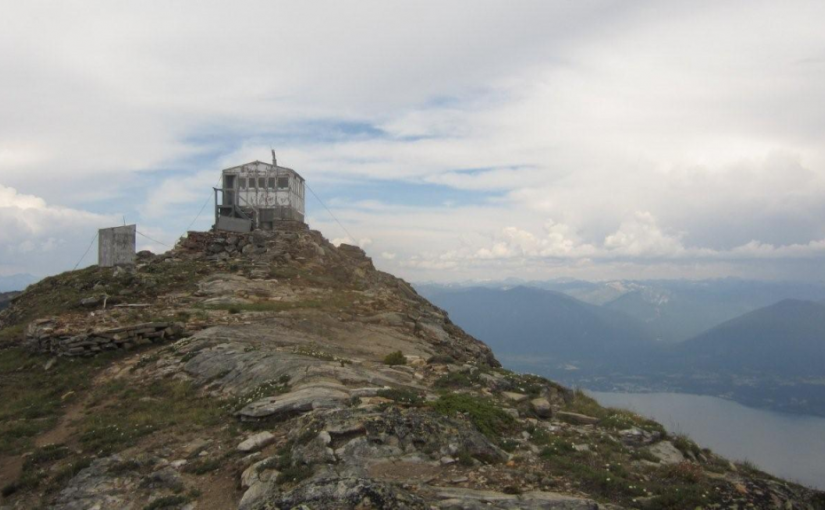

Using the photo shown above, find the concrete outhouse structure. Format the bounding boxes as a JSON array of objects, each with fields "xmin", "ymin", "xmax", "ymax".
[
  {"xmin": 98, "ymin": 225, "xmax": 136, "ymax": 267},
  {"xmin": 214, "ymin": 152, "xmax": 306, "ymax": 232}
]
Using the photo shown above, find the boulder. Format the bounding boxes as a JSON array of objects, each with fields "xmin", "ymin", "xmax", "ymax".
[
  {"xmin": 502, "ymin": 392, "xmax": 529, "ymax": 403},
  {"xmin": 241, "ymin": 458, "xmax": 279, "ymax": 489},
  {"xmin": 530, "ymin": 397, "xmax": 553, "ymax": 418},
  {"xmin": 51, "ymin": 456, "xmax": 142, "ymax": 510},
  {"xmin": 237, "ymin": 431, "xmax": 276, "ymax": 453},
  {"xmin": 644, "ymin": 440, "xmax": 685, "ymax": 465},
  {"xmin": 618, "ymin": 427, "xmax": 660, "ymax": 447}
]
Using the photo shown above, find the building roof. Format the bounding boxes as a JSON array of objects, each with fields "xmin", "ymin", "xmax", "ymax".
[{"xmin": 221, "ymin": 161, "xmax": 304, "ymax": 181}]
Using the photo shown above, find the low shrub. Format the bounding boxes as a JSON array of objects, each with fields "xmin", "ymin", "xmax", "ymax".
[
  {"xmin": 276, "ymin": 464, "xmax": 314, "ymax": 486},
  {"xmin": 376, "ymin": 388, "xmax": 423, "ymax": 406},
  {"xmin": 430, "ymin": 393, "xmax": 517, "ymax": 440},
  {"xmin": 183, "ymin": 457, "xmax": 222, "ymax": 475},
  {"xmin": 143, "ymin": 495, "xmax": 190, "ymax": 510},
  {"xmin": 660, "ymin": 461, "xmax": 704, "ymax": 483},
  {"xmin": 383, "ymin": 351, "xmax": 406, "ymax": 366}
]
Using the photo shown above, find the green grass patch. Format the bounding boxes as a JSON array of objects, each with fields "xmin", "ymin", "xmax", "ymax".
[
  {"xmin": 376, "ymin": 388, "xmax": 423, "ymax": 406},
  {"xmin": 2, "ymin": 261, "xmax": 211, "ymax": 331},
  {"xmin": 565, "ymin": 389, "xmax": 665, "ymax": 434},
  {"xmin": 79, "ymin": 379, "xmax": 225, "ymax": 456},
  {"xmin": 0, "ymin": 348, "xmax": 123, "ymax": 454},
  {"xmin": 434, "ymin": 371, "xmax": 480, "ymax": 389},
  {"xmin": 183, "ymin": 457, "xmax": 222, "ymax": 475},
  {"xmin": 0, "ymin": 324, "xmax": 25, "ymax": 346},
  {"xmin": 430, "ymin": 393, "xmax": 517, "ymax": 440},
  {"xmin": 202, "ymin": 291, "xmax": 360, "ymax": 315},
  {"xmin": 24, "ymin": 444, "xmax": 71, "ymax": 468}
]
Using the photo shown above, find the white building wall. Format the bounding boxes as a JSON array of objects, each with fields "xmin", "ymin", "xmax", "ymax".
[{"xmin": 220, "ymin": 161, "xmax": 305, "ymax": 226}]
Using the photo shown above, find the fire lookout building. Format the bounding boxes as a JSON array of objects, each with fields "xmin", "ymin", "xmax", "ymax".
[{"xmin": 214, "ymin": 153, "xmax": 306, "ymax": 232}]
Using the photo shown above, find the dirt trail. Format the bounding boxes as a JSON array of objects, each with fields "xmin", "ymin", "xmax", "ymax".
[
  {"xmin": 34, "ymin": 398, "xmax": 86, "ymax": 448},
  {"xmin": 0, "ymin": 455, "xmax": 24, "ymax": 492},
  {"xmin": 0, "ymin": 352, "xmax": 144, "ymax": 492}
]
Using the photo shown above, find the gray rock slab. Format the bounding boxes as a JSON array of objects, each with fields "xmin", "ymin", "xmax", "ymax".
[
  {"xmin": 557, "ymin": 412, "xmax": 599, "ymax": 425},
  {"xmin": 430, "ymin": 487, "xmax": 599, "ymax": 509},
  {"xmin": 237, "ymin": 386, "xmax": 351, "ymax": 419},
  {"xmin": 502, "ymin": 391, "xmax": 529, "ymax": 403}
]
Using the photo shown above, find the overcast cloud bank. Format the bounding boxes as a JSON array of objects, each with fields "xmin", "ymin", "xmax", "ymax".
[{"xmin": 1, "ymin": 1, "xmax": 824, "ymax": 282}]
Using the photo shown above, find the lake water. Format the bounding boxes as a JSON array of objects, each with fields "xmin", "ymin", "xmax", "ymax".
[{"xmin": 591, "ymin": 391, "xmax": 825, "ymax": 490}]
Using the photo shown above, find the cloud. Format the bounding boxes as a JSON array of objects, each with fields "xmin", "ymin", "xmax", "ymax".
[
  {"xmin": 604, "ymin": 212, "xmax": 685, "ymax": 258},
  {"xmin": 3, "ymin": 1, "xmax": 825, "ymax": 282},
  {"xmin": 0, "ymin": 185, "xmax": 117, "ymax": 275}
]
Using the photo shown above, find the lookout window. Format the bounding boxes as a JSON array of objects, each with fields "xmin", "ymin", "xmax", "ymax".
[{"xmin": 277, "ymin": 177, "xmax": 289, "ymax": 189}]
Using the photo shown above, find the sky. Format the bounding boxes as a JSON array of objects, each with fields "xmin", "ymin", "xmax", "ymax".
[{"xmin": 2, "ymin": 0, "xmax": 825, "ymax": 283}]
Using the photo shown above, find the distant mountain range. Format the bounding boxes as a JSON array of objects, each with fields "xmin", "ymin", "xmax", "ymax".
[
  {"xmin": 419, "ymin": 278, "xmax": 825, "ymax": 343},
  {"xmin": 427, "ymin": 286, "xmax": 654, "ymax": 363},
  {"xmin": 0, "ymin": 273, "xmax": 38, "ymax": 292},
  {"xmin": 419, "ymin": 281, "xmax": 825, "ymax": 416},
  {"xmin": 672, "ymin": 299, "xmax": 825, "ymax": 376}
]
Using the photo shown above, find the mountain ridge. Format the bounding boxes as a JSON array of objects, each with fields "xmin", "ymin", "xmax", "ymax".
[
  {"xmin": 0, "ymin": 228, "xmax": 821, "ymax": 509},
  {"xmin": 673, "ymin": 298, "xmax": 825, "ymax": 375},
  {"xmin": 422, "ymin": 285, "xmax": 655, "ymax": 363}
]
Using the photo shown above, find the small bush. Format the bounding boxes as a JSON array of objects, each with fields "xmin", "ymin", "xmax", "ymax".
[
  {"xmin": 660, "ymin": 461, "xmax": 704, "ymax": 483},
  {"xmin": 183, "ymin": 457, "xmax": 221, "ymax": 475},
  {"xmin": 456, "ymin": 449, "xmax": 475, "ymax": 466},
  {"xmin": 383, "ymin": 351, "xmax": 406, "ymax": 366},
  {"xmin": 227, "ymin": 307, "xmax": 241, "ymax": 315},
  {"xmin": 427, "ymin": 354, "xmax": 456, "ymax": 364},
  {"xmin": 143, "ymin": 495, "xmax": 190, "ymax": 510}
]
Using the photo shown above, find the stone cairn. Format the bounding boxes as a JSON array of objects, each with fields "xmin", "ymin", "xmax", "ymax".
[{"xmin": 25, "ymin": 318, "xmax": 185, "ymax": 357}]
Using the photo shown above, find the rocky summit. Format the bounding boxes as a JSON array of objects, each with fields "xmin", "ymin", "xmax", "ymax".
[{"xmin": 0, "ymin": 227, "xmax": 823, "ymax": 510}]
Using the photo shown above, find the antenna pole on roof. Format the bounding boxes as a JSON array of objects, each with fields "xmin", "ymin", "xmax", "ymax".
[{"xmin": 271, "ymin": 149, "xmax": 277, "ymax": 167}]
